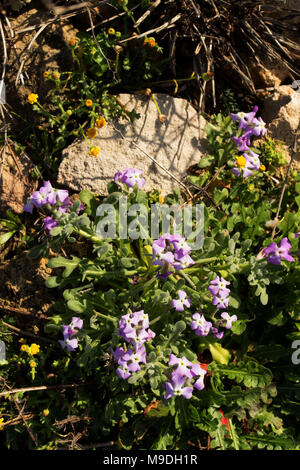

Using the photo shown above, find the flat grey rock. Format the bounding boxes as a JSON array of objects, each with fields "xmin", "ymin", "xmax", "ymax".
[{"xmin": 58, "ymin": 93, "xmax": 208, "ymax": 195}]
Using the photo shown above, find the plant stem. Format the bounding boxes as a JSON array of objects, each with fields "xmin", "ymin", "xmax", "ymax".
[{"xmin": 93, "ymin": 309, "xmax": 117, "ymax": 324}]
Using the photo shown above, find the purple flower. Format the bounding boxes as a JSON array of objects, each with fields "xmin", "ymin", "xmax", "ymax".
[
  {"xmin": 295, "ymin": 232, "xmax": 300, "ymax": 239},
  {"xmin": 31, "ymin": 186, "xmax": 50, "ymax": 207},
  {"xmin": 152, "ymin": 234, "xmax": 194, "ymax": 279},
  {"xmin": 59, "ymin": 316, "xmax": 83, "ymax": 351},
  {"xmin": 190, "ymin": 363, "xmax": 207, "ymax": 391},
  {"xmin": 59, "ymin": 337, "xmax": 78, "ymax": 352},
  {"xmin": 190, "ymin": 313, "xmax": 212, "ymax": 337},
  {"xmin": 23, "ymin": 199, "xmax": 35, "ymax": 213},
  {"xmin": 163, "ymin": 371, "xmax": 193, "ymax": 399},
  {"xmin": 230, "ymin": 106, "xmax": 258, "ymax": 129},
  {"xmin": 70, "ymin": 316, "xmax": 83, "ymax": 330},
  {"xmin": 114, "ymin": 168, "xmax": 145, "ymax": 189},
  {"xmin": 172, "ymin": 254, "xmax": 195, "ymax": 271},
  {"xmin": 171, "ymin": 290, "xmax": 191, "ymax": 312},
  {"xmin": 221, "ymin": 312, "xmax": 237, "ymax": 329},
  {"xmin": 44, "ymin": 216, "xmax": 58, "ymax": 234},
  {"xmin": 232, "ymin": 129, "xmax": 253, "ymax": 152},
  {"xmin": 208, "ymin": 276, "xmax": 230, "ymax": 296},
  {"xmin": 111, "ymin": 346, "xmax": 126, "ymax": 362},
  {"xmin": 211, "ymin": 327, "xmax": 224, "ymax": 339},
  {"xmin": 212, "ymin": 289, "xmax": 230, "ymax": 309},
  {"xmin": 116, "ymin": 363, "xmax": 131, "ymax": 380},
  {"xmin": 250, "ymin": 116, "xmax": 267, "ymax": 137},
  {"xmin": 172, "ymin": 238, "xmax": 191, "ymax": 257},
  {"xmin": 263, "ymin": 237, "xmax": 296, "ymax": 265},
  {"xmin": 169, "ymin": 354, "xmax": 193, "ymax": 378}
]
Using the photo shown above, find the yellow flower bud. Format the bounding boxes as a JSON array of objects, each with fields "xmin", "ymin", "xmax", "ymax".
[
  {"xmin": 43, "ymin": 409, "xmax": 50, "ymax": 417},
  {"xmin": 260, "ymin": 164, "xmax": 266, "ymax": 171},
  {"xmin": 30, "ymin": 361, "xmax": 37, "ymax": 368}
]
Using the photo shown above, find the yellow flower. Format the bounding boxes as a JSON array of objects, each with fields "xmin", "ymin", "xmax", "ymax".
[
  {"xmin": 19, "ymin": 338, "xmax": 26, "ymax": 343},
  {"xmin": 89, "ymin": 146, "xmax": 100, "ymax": 158},
  {"xmin": 52, "ymin": 72, "xmax": 60, "ymax": 80},
  {"xmin": 86, "ymin": 127, "xmax": 97, "ymax": 139},
  {"xmin": 236, "ymin": 156, "xmax": 247, "ymax": 168},
  {"xmin": 43, "ymin": 409, "xmax": 50, "ymax": 417},
  {"xmin": 28, "ymin": 343, "xmax": 40, "ymax": 355},
  {"xmin": 30, "ymin": 361, "xmax": 37, "ymax": 368},
  {"xmin": 158, "ymin": 193, "xmax": 164, "ymax": 204},
  {"xmin": 20, "ymin": 344, "xmax": 27, "ymax": 352},
  {"xmin": 108, "ymin": 28, "xmax": 115, "ymax": 35},
  {"xmin": 148, "ymin": 37, "xmax": 156, "ymax": 48},
  {"xmin": 85, "ymin": 99, "xmax": 93, "ymax": 107},
  {"xmin": 96, "ymin": 116, "xmax": 106, "ymax": 129},
  {"xmin": 27, "ymin": 93, "xmax": 38, "ymax": 104},
  {"xmin": 143, "ymin": 37, "xmax": 149, "ymax": 45},
  {"xmin": 0, "ymin": 418, "xmax": 4, "ymax": 431},
  {"xmin": 260, "ymin": 164, "xmax": 266, "ymax": 171},
  {"xmin": 43, "ymin": 71, "xmax": 49, "ymax": 78}
]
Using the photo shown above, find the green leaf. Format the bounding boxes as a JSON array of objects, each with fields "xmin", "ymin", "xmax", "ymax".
[
  {"xmin": 0, "ymin": 230, "xmax": 16, "ymax": 244},
  {"xmin": 212, "ymin": 361, "xmax": 273, "ymax": 388},
  {"xmin": 48, "ymin": 255, "xmax": 81, "ymax": 278},
  {"xmin": 208, "ymin": 342, "xmax": 231, "ymax": 365}
]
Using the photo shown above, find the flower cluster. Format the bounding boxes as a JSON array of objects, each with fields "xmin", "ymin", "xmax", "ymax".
[
  {"xmin": 114, "ymin": 168, "xmax": 146, "ymax": 189},
  {"xmin": 163, "ymin": 354, "xmax": 207, "ymax": 399},
  {"xmin": 24, "ymin": 181, "xmax": 69, "ymax": 214},
  {"xmin": 209, "ymin": 275, "xmax": 231, "ymax": 310},
  {"xmin": 59, "ymin": 316, "xmax": 83, "ymax": 352},
  {"xmin": 230, "ymin": 106, "xmax": 266, "ymax": 177},
  {"xmin": 152, "ymin": 233, "xmax": 194, "ymax": 279},
  {"xmin": 262, "ymin": 237, "xmax": 295, "ymax": 265},
  {"xmin": 112, "ymin": 310, "xmax": 155, "ymax": 380},
  {"xmin": 23, "ymin": 181, "xmax": 84, "ymax": 234}
]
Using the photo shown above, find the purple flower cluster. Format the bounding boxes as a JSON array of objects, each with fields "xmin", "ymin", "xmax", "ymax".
[
  {"xmin": 152, "ymin": 233, "xmax": 194, "ymax": 279},
  {"xmin": 24, "ymin": 181, "xmax": 84, "ymax": 235},
  {"xmin": 209, "ymin": 276, "xmax": 231, "ymax": 310},
  {"xmin": 263, "ymin": 237, "xmax": 295, "ymax": 265},
  {"xmin": 114, "ymin": 168, "xmax": 146, "ymax": 189},
  {"xmin": 112, "ymin": 310, "xmax": 155, "ymax": 380},
  {"xmin": 163, "ymin": 354, "xmax": 207, "ymax": 399},
  {"xmin": 189, "ymin": 275, "xmax": 237, "ymax": 339},
  {"xmin": 171, "ymin": 290, "xmax": 191, "ymax": 312},
  {"xmin": 59, "ymin": 316, "xmax": 83, "ymax": 352},
  {"xmin": 24, "ymin": 181, "xmax": 70, "ymax": 214},
  {"xmin": 230, "ymin": 106, "xmax": 266, "ymax": 178}
]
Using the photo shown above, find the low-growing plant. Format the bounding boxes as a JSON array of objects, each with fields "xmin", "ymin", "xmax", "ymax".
[{"xmin": 1, "ymin": 107, "xmax": 300, "ymax": 450}]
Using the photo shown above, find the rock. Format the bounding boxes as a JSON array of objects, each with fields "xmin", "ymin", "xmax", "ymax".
[
  {"xmin": 246, "ymin": 57, "xmax": 291, "ymax": 88},
  {"xmin": 0, "ymin": 142, "xmax": 38, "ymax": 214},
  {"xmin": 58, "ymin": 93, "xmax": 208, "ymax": 196},
  {"xmin": 262, "ymin": 85, "xmax": 300, "ymax": 167}
]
